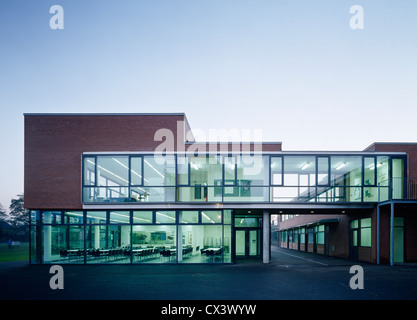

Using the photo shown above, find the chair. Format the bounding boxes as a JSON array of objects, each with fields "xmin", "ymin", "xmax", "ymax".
[{"xmin": 205, "ymin": 250, "xmax": 214, "ymax": 263}]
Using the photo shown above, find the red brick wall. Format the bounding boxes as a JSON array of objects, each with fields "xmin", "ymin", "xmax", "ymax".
[{"xmin": 24, "ymin": 114, "xmax": 188, "ymax": 210}]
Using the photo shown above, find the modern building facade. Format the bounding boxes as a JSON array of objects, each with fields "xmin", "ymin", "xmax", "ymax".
[{"xmin": 25, "ymin": 114, "xmax": 417, "ymax": 265}]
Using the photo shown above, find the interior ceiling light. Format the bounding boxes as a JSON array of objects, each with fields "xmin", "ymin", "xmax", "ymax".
[
  {"xmin": 301, "ymin": 162, "xmax": 311, "ymax": 170},
  {"xmin": 336, "ymin": 162, "xmax": 346, "ymax": 170}
]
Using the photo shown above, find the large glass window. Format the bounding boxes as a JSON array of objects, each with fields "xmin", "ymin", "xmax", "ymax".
[
  {"xmin": 271, "ymin": 157, "xmax": 283, "ymax": 185},
  {"xmin": 237, "ymin": 155, "xmax": 269, "ymax": 186},
  {"xmin": 180, "ymin": 225, "xmax": 224, "ymax": 263},
  {"xmin": 97, "ymin": 156, "xmax": 129, "ymax": 187},
  {"xmin": 201, "ymin": 211, "xmax": 222, "ymax": 224},
  {"xmin": 82, "ymin": 153, "xmax": 406, "ymax": 204},
  {"xmin": 317, "ymin": 157, "xmax": 329, "ymax": 186},
  {"xmin": 177, "ymin": 155, "xmax": 189, "ymax": 185},
  {"xmin": 130, "ymin": 156, "xmax": 142, "ymax": 186},
  {"xmin": 392, "ymin": 158, "xmax": 404, "ymax": 199},
  {"xmin": 144, "ymin": 155, "xmax": 175, "ymax": 186},
  {"xmin": 84, "ymin": 157, "xmax": 95, "ymax": 186},
  {"xmin": 132, "ymin": 225, "xmax": 176, "ymax": 263},
  {"xmin": 360, "ymin": 218, "xmax": 371, "ymax": 247},
  {"xmin": 190, "ymin": 155, "xmax": 222, "ymax": 186}
]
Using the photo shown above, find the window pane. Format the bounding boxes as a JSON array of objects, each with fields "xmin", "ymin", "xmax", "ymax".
[
  {"xmin": 377, "ymin": 156, "xmax": 389, "ymax": 184},
  {"xmin": 144, "ymin": 155, "xmax": 175, "ymax": 186},
  {"xmin": 177, "ymin": 155, "xmax": 189, "ymax": 185},
  {"xmin": 86, "ymin": 211, "xmax": 107, "ymax": 224},
  {"xmin": 284, "ymin": 156, "xmax": 316, "ymax": 186},
  {"xmin": 392, "ymin": 159, "xmax": 404, "ymax": 199},
  {"xmin": 201, "ymin": 211, "xmax": 222, "ymax": 224},
  {"xmin": 271, "ymin": 157, "xmax": 282, "ymax": 185},
  {"xmin": 237, "ymin": 155, "xmax": 268, "ymax": 186},
  {"xmin": 42, "ymin": 211, "xmax": 61, "ymax": 224},
  {"xmin": 317, "ymin": 157, "xmax": 329, "ymax": 186},
  {"xmin": 190, "ymin": 155, "xmax": 222, "ymax": 186},
  {"xmin": 353, "ymin": 230, "xmax": 358, "ymax": 246},
  {"xmin": 331, "ymin": 156, "xmax": 362, "ymax": 186},
  {"xmin": 84, "ymin": 157, "xmax": 95, "ymax": 185},
  {"xmin": 109, "ymin": 211, "xmax": 130, "ymax": 224},
  {"xmin": 364, "ymin": 157, "xmax": 375, "ymax": 186},
  {"xmin": 361, "ymin": 218, "xmax": 371, "ymax": 228},
  {"xmin": 180, "ymin": 211, "xmax": 199, "ymax": 224},
  {"xmin": 360, "ymin": 228, "xmax": 371, "ymax": 247},
  {"xmin": 132, "ymin": 225, "xmax": 176, "ymax": 263},
  {"xmin": 64, "ymin": 211, "xmax": 83, "ymax": 224},
  {"xmin": 223, "ymin": 210, "xmax": 232, "ymax": 224},
  {"xmin": 224, "ymin": 156, "xmax": 236, "ymax": 185},
  {"xmin": 97, "ymin": 156, "xmax": 129, "ymax": 187},
  {"xmin": 155, "ymin": 211, "xmax": 176, "ymax": 224},
  {"xmin": 132, "ymin": 211, "xmax": 153, "ymax": 224},
  {"xmin": 86, "ymin": 225, "xmax": 106, "ymax": 252},
  {"xmin": 234, "ymin": 216, "xmax": 260, "ymax": 227},
  {"xmin": 130, "ymin": 157, "xmax": 142, "ymax": 186}
]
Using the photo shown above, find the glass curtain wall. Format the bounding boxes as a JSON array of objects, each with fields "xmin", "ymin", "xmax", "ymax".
[
  {"xmin": 82, "ymin": 153, "xmax": 406, "ymax": 204},
  {"xmin": 34, "ymin": 209, "xmax": 232, "ymax": 264}
]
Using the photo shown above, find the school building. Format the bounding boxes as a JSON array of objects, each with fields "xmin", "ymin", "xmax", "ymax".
[{"xmin": 24, "ymin": 113, "xmax": 417, "ymax": 265}]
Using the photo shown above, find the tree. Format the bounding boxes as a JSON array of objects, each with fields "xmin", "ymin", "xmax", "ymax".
[
  {"xmin": 0, "ymin": 203, "xmax": 8, "ymax": 222},
  {"xmin": 9, "ymin": 194, "xmax": 29, "ymax": 228}
]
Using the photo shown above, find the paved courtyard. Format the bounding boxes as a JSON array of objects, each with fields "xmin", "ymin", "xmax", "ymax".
[{"xmin": 1, "ymin": 246, "xmax": 417, "ymax": 301}]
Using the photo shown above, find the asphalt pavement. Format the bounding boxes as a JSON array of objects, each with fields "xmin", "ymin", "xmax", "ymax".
[{"xmin": 1, "ymin": 246, "xmax": 417, "ymax": 301}]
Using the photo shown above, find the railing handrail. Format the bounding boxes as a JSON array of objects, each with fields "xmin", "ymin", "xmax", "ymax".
[{"xmin": 378, "ymin": 177, "xmax": 417, "ymax": 202}]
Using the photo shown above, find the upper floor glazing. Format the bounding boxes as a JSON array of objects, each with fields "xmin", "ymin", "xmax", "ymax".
[{"xmin": 82, "ymin": 152, "xmax": 407, "ymax": 204}]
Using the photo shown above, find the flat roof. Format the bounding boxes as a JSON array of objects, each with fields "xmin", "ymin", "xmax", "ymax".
[{"xmin": 23, "ymin": 113, "xmax": 187, "ymax": 116}]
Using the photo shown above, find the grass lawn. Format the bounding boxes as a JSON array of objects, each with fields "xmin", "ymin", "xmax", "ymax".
[{"xmin": 0, "ymin": 242, "xmax": 29, "ymax": 262}]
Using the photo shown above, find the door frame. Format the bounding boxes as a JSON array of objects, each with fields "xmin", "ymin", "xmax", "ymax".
[{"xmin": 234, "ymin": 227, "xmax": 262, "ymax": 259}]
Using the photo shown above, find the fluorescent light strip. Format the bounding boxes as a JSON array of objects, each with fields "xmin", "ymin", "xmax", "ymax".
[
  {"xmin": 88, "ymin": 159, "xmax": 128, "ymax": 184},
  {"xmin": 156, "ymin": 211, "xmax": 175, "ymax": 220},
  {"xmin": 113, "ymin": 158, "xmax": 149, "ymax": 183},
  {"xmin": 144, "ymin": 160, "xmax": 165, "ymax": 179},
  {"xmin": 301, "ymin": 162, "xmax": 311, "ymax": 170},
  {"xmin": 336, "ymin": 162, "xmax": 346, "ymax": 170},
  {"xmin": 201, "ymin": 211, "xmax": 215, "ymax": 224}
]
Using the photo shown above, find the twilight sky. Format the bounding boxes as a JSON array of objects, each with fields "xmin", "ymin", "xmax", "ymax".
[{"xmin": 0, "ymin": 0, "xmax": 416, "ymax": 211}]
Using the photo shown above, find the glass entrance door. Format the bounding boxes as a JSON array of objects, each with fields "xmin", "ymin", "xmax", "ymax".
[{"xmin": 235, "ymin": 228, "xmax": 261, "ymax": 258}]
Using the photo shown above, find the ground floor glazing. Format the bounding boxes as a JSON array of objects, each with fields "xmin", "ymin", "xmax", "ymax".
[{"xmin": 29, "ymin": 209, "xmax": 266, "ymax": 264}]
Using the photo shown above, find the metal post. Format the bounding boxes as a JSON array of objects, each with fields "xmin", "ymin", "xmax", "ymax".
[
  {"xmin": 263, "ymin": 210, "xmax": 270, "ymax": 264},
  {"xmin": 377, "ymin": 183, "xmax": 380, "ymax": 265},
  {"xmin": 390, "ymin": 202, "xmax": 394, "ymax": 266}
]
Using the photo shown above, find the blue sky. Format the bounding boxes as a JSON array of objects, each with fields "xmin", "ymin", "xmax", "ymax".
[{"xmin": 0, "ymin": 1, "xmax": 416, "ymax": 211}]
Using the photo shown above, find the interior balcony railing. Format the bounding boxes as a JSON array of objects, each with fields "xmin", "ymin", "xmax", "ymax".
[{"xmin": 377, "ymin": 177, "xmax": 417, "ymax": 203}]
